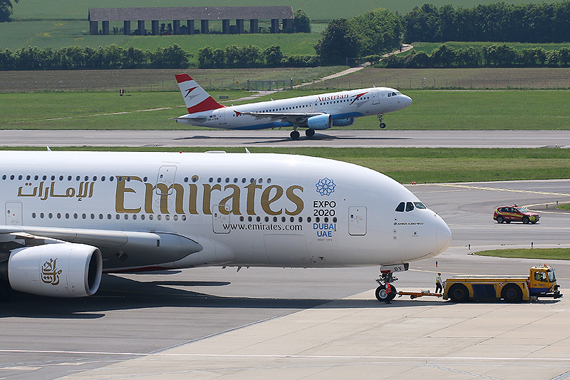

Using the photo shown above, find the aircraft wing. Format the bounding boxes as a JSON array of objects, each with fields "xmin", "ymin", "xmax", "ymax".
[
  {"xmin": 0, "ymin": 225, "xmax": 203, "ymax": 269},
  {"xmin": 239, "ymin": 111, "xmax": 323, "ymax": 125}
]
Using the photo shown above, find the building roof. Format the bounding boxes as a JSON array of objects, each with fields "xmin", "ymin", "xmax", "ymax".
[{"xmin": 88, "ymin": 6, "xmax": 294, "ymax": 22}]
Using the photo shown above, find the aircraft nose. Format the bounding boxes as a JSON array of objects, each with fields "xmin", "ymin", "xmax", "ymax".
[
  {"xmin": 435, "ymin": 215, "xmax": 452, "ymax": 254},
  {"xmin": 402, "ymin": 95, "xmax": 412, "ymax": 108}
]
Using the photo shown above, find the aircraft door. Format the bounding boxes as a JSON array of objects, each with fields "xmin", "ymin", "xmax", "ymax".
[
  {"xmin": 6, "ymin": 202, "xmax": 22, "ymax": 225},
  {"xmin": 156, "ymin": 165, "xmax": 177, "ymax": 194},
  {"xmin": 212, "ymin": 205, "xmax": 230, "ymax": 234},
  {"xmin": 372, "ymin": 89, "xmax": 381, "ymax": 105},
  {"xmin": 218, "ymin": 108, "xmax": 227, "ymax": 125},
  {"xmin": 348, "ymin": 206, "xmax": 367, "ymax": 236}
]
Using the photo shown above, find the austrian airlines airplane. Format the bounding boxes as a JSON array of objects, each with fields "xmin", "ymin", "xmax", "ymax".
[
  {"xmin": 0, "ymin": 151, "xmax": 451, "ymax": 302},
  {"xmin": 174, "ymin": 74, "xmax": 412, "ymax": 139}
]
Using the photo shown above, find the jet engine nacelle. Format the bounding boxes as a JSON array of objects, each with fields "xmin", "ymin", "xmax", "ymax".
[
  {"xmin": 332, "ymin": 117, "xmax": 354, "ymax": 126},
  {"xmin": 307, "ymin": 114, "xmax": 333, "ymax": 130},
  {"xmin": 7, "ymin": 243, "xmax": 102, "ymax": 298}
]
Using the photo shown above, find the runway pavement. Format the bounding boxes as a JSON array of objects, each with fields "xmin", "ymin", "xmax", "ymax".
[
  {"xmin": 1, "ymin": 129, "xmax": 570, "ymax": 148},
  {"xmin": 2, "ymin": 179, "xmax": 570, "ymax": 380}
]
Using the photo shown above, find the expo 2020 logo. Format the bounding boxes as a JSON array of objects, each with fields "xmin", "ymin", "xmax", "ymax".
[{"xmin": 315, "ymin": 178, "xmax": 336, "ymax": 196}]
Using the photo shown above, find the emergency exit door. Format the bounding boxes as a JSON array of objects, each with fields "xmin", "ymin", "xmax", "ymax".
[{"xmin": 348, "ymin": 206, "xmax": 367, "ymax": 236}]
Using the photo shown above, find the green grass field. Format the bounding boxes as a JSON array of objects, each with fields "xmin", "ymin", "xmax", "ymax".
[
  {"xmin": 476, "ymin": 248, "xmax": 570, "ymax": 260},
  {"xmin": 1, "ymin": 146, "xmax": 569, "ymax": 184},
  {"xmin": 3, "ymin": 89, "xmax": 568, "ymax": 131}
]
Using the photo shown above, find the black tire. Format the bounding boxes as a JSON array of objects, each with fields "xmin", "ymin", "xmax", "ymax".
[
  {"xmin": 379, "ymin": 122, "xmax": 386, "ymax": 129},
  {"xmin": 375, "ymin": 284, "xmax": 397, "ymax": 302},
  {"xmin": 522, "ymin": 216, "xmax": 529, "ymax": 224},
  {"xmin": 502, "ymin": 284, "xmax": 523, "ymax": 302},
  {"xmin": 506, "ymin": 220, "xmax": 511, "ymax": 224},
  {"xmin": 496, "ymin": 216, "xmax": 504, "ymax": 224},
  {"xmin": 290, "ymin": 130, "xmax": 300, "ymax": 140},
  {"xmin": 305, "ymin": 129, "xmax": 315, "ymax": 137},
  {"xmin": 448, "ymin": 284, "xmax": 469, "ymax": 302}
]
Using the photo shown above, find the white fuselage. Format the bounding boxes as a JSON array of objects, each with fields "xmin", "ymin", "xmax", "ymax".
[
  {"xmin": 2, "ymin": 151, "xmax": 450, "ymax": 272},
  {"xmin": 177, "ymin": 87, "xmax": 412, "ymax": 130}
]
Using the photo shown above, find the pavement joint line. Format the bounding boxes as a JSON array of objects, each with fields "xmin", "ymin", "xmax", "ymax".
[
  {"xmin": 425, "ymin": 364, "xmax": 504, "ymax": 380},
  {"xmin": 436, "ymin": 183, "xmax": 570, "ymax": 197}
]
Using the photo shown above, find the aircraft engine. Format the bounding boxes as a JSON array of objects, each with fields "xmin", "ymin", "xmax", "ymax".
[
  {"xmin": 6, "ymin": 243, "xmax": 102, "ymax": 298},
  {"xmin": 332, "ymin": 117, "xmax": 354, "ymax": 126},
  {"xmin": 307, "ymin": 114, "xmax": 333, "ymax": 130}
]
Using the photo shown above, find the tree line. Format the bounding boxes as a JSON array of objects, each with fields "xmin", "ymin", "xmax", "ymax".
[
  {"xmin": 0, "ymin": 44, "xmax": 190, "ymax": 70},
  {"xmin": 403, "ymin": 2, "xmax": 570, "ymax": 43},
  {"xmin": 384, "ymin": 44, "xmax": 570, "ymax": 68}
]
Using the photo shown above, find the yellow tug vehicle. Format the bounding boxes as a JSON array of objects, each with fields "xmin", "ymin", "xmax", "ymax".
[{"xmin": 443, "ymin": 265, "xmax": 562, "ymax": 302}]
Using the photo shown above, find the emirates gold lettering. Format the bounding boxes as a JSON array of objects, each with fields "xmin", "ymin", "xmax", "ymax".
[{"xmin": 114, "ymin": 176, "xmax": 304, "ymax": 216}]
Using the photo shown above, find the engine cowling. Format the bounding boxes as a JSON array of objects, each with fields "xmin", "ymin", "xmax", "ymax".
[
  {"xmin": 307, "ymin": 114, "xmax": 332, "ymax": 130},
  {"xmin": 333, "ymin": 117, "xmax": 354, "ymax": 126},
  {"xmin": 8, "ymin": 243, "xmax": 102, "ymax": 298}
]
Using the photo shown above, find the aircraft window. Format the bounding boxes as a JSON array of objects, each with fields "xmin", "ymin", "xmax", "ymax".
[
  {"xmin": 184, "ymin": 177, "xmax": 188, "ymax": 182},
  {"xmin": 93, "ymin": 176, "xmax": 97, "ymax": 181},
  {"xmin": 115, "ymin": 214, "xmax": 120, "ymax": 220},
  {"xmin": 26, "ymin": 175, "xmax": 30, "ymax": 180},
  {"xmin": 192, "ymin": 176, "xmax": 199, "ymax": 183},
  {"xmin": 250, "ymin": 178, "xmax": 255, "ymax": 183},
  {"xmin": 299, "ymin": 217, "xmax": 303, "ymax": 222},
  {"xmin": 32, "ymin": 212, "xmax": 36, "ymax": 218},
  {"xmin": 315, "ymin": 217, "xmax": 320, "ymax": 222},
  {"xmin": 99, "ymin": 214, "xmax": 103, "ymax": 219},
  {"xmin": 265, "ymin": 216, "xmax": 269, "ymax": 222},
  {"xmin": 217, "ymin": 178, "xmax": 221, "ymax": 183},
  {"xmin": 166, "ymin": 215, "xmax": 170, "ymax": 221},
  {"xmin": 84, "ymin": 176, "xmax": 89, "ymax": 181},
  {"xmin": 109, "ymin": 176, "xmax": 114, "ymax": 182},
  {"xmin": 233, "ymin": 178, "xmax": 238, "ymax": 183},
  {"xmin": 76, "ymin": 175, "xmax": 80, "ymax": 181},
  {"xmin": 149, "ymin": 215, "xmax": 153, "ymax": 220},
  {"xmin": 58, "ymin": 175, "xmax": 63, "ymax": 181},
  {"xmin": 282, "ymin": 216, "xmax": 286, "ymax": 222},
  {"xmin": 273, "ymin": 216, "xmax": 277, "ymax": 222},
  {"xmin": 267, "ymin": 178, "xmax": 271, "ymax": 184},
  {"xmin": 225, "ymin": 178, "xmax": 230, "ymax": 183},
  {"xmin": 174, "ymin": 215, "xmax": 178, "ymax": 221},
  {"xmin": 42, "ymin": 175, "xmax": 47, "ymax": 180},
  {"xmin": 258, "ymin": 178, "xmax": 263, "ymax": 184},
  {"xmin": 82, "ymin": 213, "xmax": 86, "ymax": 219},
  {"xmin": 74, "ymin": 213, "xmax": 78, "ymax": 219},
  {"xmin": 133, "ymin": 214, "xmax": 137, "ymax": 220},
  {"xmin": 1, "ymin": 175, "xmax": 5, "ymax": 180},
  {"xmin": 248, "ymin": 216, "xmax": 253, "ymax": 222},
  {"xmin": 141, "ymin": 214, "xmax": 146, "ymax": 220},
  {"xmin": 414, "ymin": 202, "xmax": 426, "ymax": 209},
  {"xmin": 34, "ymin": 175, "xmax": 38, "ymax": 180},
  {"xmin": 324, "ymin": 217, "xmax": 329, "ymax": 223},
  {"xmin": 118, "ymin": 176, "xmax": 123, "ymax": 182},
  {"xmin": 256, "ymin": 216, "xmax": 261, "ymax": 222},
  {"xmin": 91, "ymin": 213, "xmax": 95, "ymax": 219},
  {"xmin": 18, "ymin": 175, "xmax": 23, "ymax": 180},
  {"xmin": 395, "ymin": 202, "xmax": 405, "ymax": 212},
  {"xmin": 182, "ymin": 215, "xmax": 186, "ymax": 221},
  {"xmin": 307, "ymin": 217, "xmax": 311, "ymax": 223},
  {"xmin": 124, "ymin": 214, "xmax": 129, "ymax": 220},
  {"xmin": 107, "ymin": 214, "xmax": 111, "ymax": 219},
  {"xmin": 240, "ymin": 216, "xmax": 244, "ymax": 222},
  {"xmin": 57, "ymin": 213, "xmax": 61, "ymax": 219},
  {"xmin": 67, "ymin": 175, "xmax": 71, "ymax": 181},
  {"xmin": 242, "ymin": 178, "xmax": 246, "ymax": 183},
  {"xmin": 48, "ymin": 213, "xmax": 53, "ymax": 219},
  {"xmin": 40, "ymin": 213, "xmax": 44, "ymax": 218},
  {"xmin": 209, "ymin": 177, "xmax": 213, "ymax": 183},
  {"xmin": 289, "ymin": 217, "xmax": 294, "ymax": 222},
  {"xmin": 126, "ymin": 177, "xmax": 131, "ymax": 182},
  {"xmin": 333, "ymin": 217, "xmax": 337, "ymax": 223},
  {"xmin": 406, "ymin": 202, "xmax": 415, "ymax": 212}
]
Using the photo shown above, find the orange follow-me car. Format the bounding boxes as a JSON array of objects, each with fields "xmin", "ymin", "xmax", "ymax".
[{"xmin": 493, "ymin": 204, "xmax": 540, "ymax": 224}]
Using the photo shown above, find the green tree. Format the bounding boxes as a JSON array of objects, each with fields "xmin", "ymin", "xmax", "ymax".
[
  {"xmin": 314, "ymin": 18, "xmax": 359, "ymax": 65},
  {"xmin": 348, "ymin": 8, "xmax": 402, "ymax": 56},
  {"xmin": 293, "ymin": 9, "xmax": 311, "ymax": 33},
  {"xmin": 198, "ymin": 46, "xmax": 213, "ymax": 68},
  {"xmin": 0, "ymin": 0, "xmax": 19, "ymax": 22},
  {"xmin": 264, "ymin": 45, "xmax": 283, "ymax": 67},
  {"xmin": 238, "ymin": 45, "xmax": 262, "ymax": 67},
  {"xmin": 211, "ymin": 48, "xmax": 226, "ymax": 68}
]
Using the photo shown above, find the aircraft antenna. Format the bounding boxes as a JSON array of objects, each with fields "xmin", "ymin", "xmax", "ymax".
[{"xmin": 245, "ymin": 148, "xmax": 251, "ymax": 154}]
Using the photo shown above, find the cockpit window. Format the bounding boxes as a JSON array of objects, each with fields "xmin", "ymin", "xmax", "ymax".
[
  {"xmin": 395, "ymin": 202, "xmax": 405, "ymax": 212},
  {"xmin": 392, "ymin": 92, "xmax": 398, "ymax": 96},
  {"xmin": 406, "ymin": 202, "xmax": 414, "ymax": 212},
  {"xmin": 414, "ymin": 202, "xmax": 426, "ymax": 209}
]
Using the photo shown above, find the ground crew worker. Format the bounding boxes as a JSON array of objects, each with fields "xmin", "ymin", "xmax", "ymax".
[
  {"xmin": 385, "ymin": 282, "xmax": 392, "ymax": 304},
  {"xmin": 435, "ymin": 273, "xmax": 443, "ymax": 293}
]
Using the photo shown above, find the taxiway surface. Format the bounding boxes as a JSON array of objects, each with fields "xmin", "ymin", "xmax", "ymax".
[
  {"xmin": 2, "ymin": 179, "xmax": 570, "ymax": 380},
  {"xmin": 1, "ymin": 129, "xmax": 570, "ymax": 148}
]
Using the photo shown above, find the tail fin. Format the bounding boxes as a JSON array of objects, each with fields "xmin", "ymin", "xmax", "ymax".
[{"xmin": 175, "ymin": 74, "xmax": 224, "ymax": 114}]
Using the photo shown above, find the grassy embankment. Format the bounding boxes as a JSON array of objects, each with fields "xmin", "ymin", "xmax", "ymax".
[{"xmin": 476, "ymin": 248, "xmax": 570, "ymax": 260}]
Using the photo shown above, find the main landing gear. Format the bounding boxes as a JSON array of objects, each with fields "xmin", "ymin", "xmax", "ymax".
[
  {"xmin": 289, "ymin": 129, "xmax": 315, "ymax": 139},
  {"xmin": 378, "ymin": 114, "xmax": 386, "ymax": 129},
  {"xmin": 290, "ymin": 130, "xmax": 300, "ymax": 140},
  {"xmin": 375, "ymin": 264, "xmax": 409, "ymax": 303}
]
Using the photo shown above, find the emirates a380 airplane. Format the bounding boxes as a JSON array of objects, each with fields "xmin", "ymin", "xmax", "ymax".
[
  {"xmin": 0, "ymin": 151, "xmax": 450, "ymax": 302},
  {"xmin": 174, "ymin": 74, "xmax": 412, "ymax": 139}
]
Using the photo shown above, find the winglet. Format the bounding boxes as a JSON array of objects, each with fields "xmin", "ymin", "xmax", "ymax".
[{"xmin": 175, "ymin": 74, "xmax": 224, "ymax": 114}]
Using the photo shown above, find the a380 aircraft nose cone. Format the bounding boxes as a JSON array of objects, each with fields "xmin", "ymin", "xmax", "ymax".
[{"xmin": 435, "ymin": 216, "xmax": 452, "ymax": 254}]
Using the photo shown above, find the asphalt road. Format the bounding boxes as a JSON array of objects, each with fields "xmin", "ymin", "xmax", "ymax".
[
  {"xmin": 1, "ymin": 129, "xmax": 570, "ymax": 148},
  {"xmin": 1, "ymin": 179, "xmax": 570, "ymax": 380}
]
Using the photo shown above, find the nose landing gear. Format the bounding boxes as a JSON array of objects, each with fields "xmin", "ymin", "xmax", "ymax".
[
  {"xmin": 378, "ymin": 114, "xmax": 386, "ymax": 129},
  {"xmin": 375, "ymin": 264, "xmax": 409, "ymax": 302}
]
